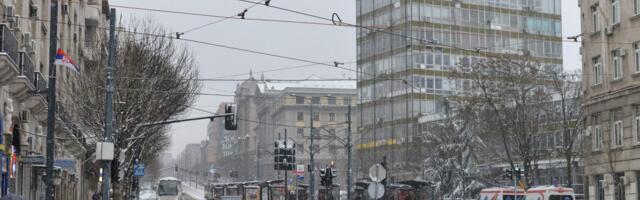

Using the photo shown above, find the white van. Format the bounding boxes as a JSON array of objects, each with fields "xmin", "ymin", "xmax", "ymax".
[
  {"xmin": 157, "ymin": 177, "xmax": 183, "ymax": 200},
  {"xmin": 526, "ymin": 186, "xmax": 575, "ymax": 200},
  {"xmin": 479, "ymin": 187, "xmax": 526, "ymax": 200}
]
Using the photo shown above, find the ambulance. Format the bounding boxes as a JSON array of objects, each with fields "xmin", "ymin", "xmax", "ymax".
[
  {"xmin": 479, "ymin": 187, "xmax": 526, "ymax": 200},
  {"xmin": 525, "ymin": 186, "xmax": 575, "ymax": 200}
]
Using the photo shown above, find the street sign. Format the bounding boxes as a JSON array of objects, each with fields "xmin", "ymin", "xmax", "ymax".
[
  {"xmin": 134, "ymin": 164, "xmax": 145, "ymax": 177},
  {"xmin": 368, "ymin": 164, "xmax": 387, "ymax": 182},
  {"xmin": 367, "ymin": 182, "xmax": 385, "ymax": 199},
  {"xmin": 23, "ymin": 155, "xmax": 45, "ymax": 165}
]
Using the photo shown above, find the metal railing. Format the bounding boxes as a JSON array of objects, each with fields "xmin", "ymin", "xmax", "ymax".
[
  {"xmin": 56, "ymin": 102, "xmax": 88, "ymax": 147},
  {"xmin": 19, "ymin": 52, "xmax": 36, "ymax": 86},
  {"xmin": 0, "ymin": 24, "xmax": 20, "ymax": 65},
  {"xmin": 34, "ymin": 71, "xmax": 47, "ymax": 98}
]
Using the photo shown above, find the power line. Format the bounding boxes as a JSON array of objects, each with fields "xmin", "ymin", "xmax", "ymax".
[{"xmin": 180, "ymin": 0, "xmax": 266, "ymax": 34}]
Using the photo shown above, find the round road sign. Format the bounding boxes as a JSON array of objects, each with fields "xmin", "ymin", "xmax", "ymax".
[
  {"xmin": 367, "ymin": 182, "xmax": 385, "ymax": 199},
  {"xmin": 368, "ymin": 164, "xmax": 387, "ymax": 182}
]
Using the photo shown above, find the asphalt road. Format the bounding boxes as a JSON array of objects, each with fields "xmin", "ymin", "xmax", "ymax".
[{"xmin": 183, "ymin": 193, "xmax": 202, "ymax": 200}]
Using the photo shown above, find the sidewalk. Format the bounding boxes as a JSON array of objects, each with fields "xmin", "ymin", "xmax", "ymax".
[{"xmin": 182, "ymin": 181, "xmax": 206, "ymax": 200}]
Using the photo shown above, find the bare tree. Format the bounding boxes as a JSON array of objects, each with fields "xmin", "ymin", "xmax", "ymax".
[
  {"xmin": 70, "ymin": 18, "xmax": 200, "ymax": 197},
  {"xmin": 546, "ymin": 70, "xmax": 584, "ymax": 187},
  {"xmin": 454, "ymin": 56, "xmax": 552, "ymax": 187}
]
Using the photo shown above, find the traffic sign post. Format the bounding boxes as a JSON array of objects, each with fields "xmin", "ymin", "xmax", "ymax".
[
  {"xmin": 134, "ymin": 164, "xmax": 145, "ymax": 177},
  {"xmin": 367, "ymin": 182, "xmax": 385, "ymax": 199},
  {"xmin": 368, "ymin": 164, "xmax": 387, "ymax": 183}
]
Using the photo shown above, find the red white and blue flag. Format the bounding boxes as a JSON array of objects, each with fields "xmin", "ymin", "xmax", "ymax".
[{"xmin": 54, "ymin": 48, "xmax": 80, "ymax": 74}]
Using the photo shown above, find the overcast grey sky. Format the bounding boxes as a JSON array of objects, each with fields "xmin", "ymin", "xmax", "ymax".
[{"xmin": 112, "ymin": 0, "xmax": 581, "ymax": 157}]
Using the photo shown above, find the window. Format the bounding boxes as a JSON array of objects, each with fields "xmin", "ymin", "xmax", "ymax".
[
  {"xmin": 636, "ymin": 0, "xmax": 640, "ymax": 15},
  {"xmin": 635, "ymin": 43, "xmax": 640, "ymax": 73},
  {"xmin": 313, "ymin": 112, "xmax": 320, "ymax": 121},
  {"xmin": 614, "ymin": 173, "xmax": 625, "ymax": 200},
  {"xmin": 297, "ymin": 128, "xmax": 304, "ymax": 137},
  {"xmin": 312, "ymin": 96, "xmax": 321, "ymax": 104},
  {"xmin": 635, "ymin": 116, "xmax": 640, "ymax": 144},
  {"xmin": 343, "ymin": 96, "xmax": 352, "ymax": 105},
  {"xmin": 593, "ymin": 57, "xmax": 603, "ymax": 85},
  {"xmin": 596, "ymin": 175, "xmax": 605, "ymax": 200},
  {"xmin": 329, "ymin": 113, "xmax": 336, "ymax": 122},
  {"xmin": 296, "ymin": 96, "xmax": 305, "ymax": 104},
  {"xmin": 328, "ymin": 96, "xmax": 336, "ymax": 105},
  {"xmin": 613, "ymin": 120, "xmax": 623, "ymax": 147},
  {"xmin": 297, "ymin": 112, "xmax": 304, "ymax": 121},
  {"xmin": 297, "ymin": 144, "xmax": 304, "ymax": 153},
  {"xmin": 612, "ymin": 0, "xmax": 620, "ymax": 24},
  {"xmin": 613, "ymin": 50, "xmax": 623, "ymax": 80},
  {"xmin": 591, "ymin": 5, "xmax": 599, "ymax": 32},
  {"xmin": 593, "ymin": 125, "xmax": 603, "ymax": 150}
]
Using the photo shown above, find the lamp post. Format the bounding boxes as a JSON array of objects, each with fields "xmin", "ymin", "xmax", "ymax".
[{"xmin": 289, "ymin": 94, "xmax": 316, "ymax": 200}]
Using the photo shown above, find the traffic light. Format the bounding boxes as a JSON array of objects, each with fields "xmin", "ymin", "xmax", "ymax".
[
  {"xmin": 175, "ymin": 165, "xmax": 178, "ymax": 172},
  {"xmin": 504, "ymin": 168, "xmax": 513, "ymax": 179},
  {"xmin": 319, "ymin": 168, "xmax": 327, "ymax": 186},
  {"xmin": 274, "ymin": 140, "xmax": 296, "ymax": 170},
  {"xmin": 224, "ymin": 104, "xmax": 238, "ymax": 130}
]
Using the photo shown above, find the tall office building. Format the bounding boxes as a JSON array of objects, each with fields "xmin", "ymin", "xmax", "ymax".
[{"xmin": 356, "ymin": 0, "xmax": 563, "ymax": 181}]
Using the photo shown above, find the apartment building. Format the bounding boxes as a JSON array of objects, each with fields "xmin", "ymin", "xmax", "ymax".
[
  {"xmin": 580, "ymin": 0, "xmax": 640, "ymax": 200},
  {"xmin": 356, "ymin": 0, "xmax": 563, "ymax": 181},
  {"xmin": 0, "ymin": 0, "xmax": 109, "ymax": 199}
]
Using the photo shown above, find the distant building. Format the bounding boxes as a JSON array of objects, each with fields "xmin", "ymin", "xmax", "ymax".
[{"xmin": 254, "ymin": 77, "xmax": 357, "ymax": 189}]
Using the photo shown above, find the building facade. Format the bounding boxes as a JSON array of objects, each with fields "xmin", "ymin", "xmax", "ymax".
[
  {"xmin": 254, "ymin": 79, "xmax": 357, "ymax": 189},
  {"xmin": 580, "ymin": 0, "xmax": 640, "ymax": 200},
  {"xmin": 0, "ymin": 0, "xmax": 109, "ymax": 199},
  {"xmin": 356, "ymin": 0, "xmax": 563, "ymax": 181}
]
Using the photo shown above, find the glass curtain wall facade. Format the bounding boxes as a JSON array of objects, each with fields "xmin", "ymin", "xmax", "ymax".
[{"xmin": 356, "ymin": 0, "xmax": 563, "ymax": 181}]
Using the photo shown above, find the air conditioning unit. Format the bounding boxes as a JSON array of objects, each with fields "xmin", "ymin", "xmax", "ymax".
[
  {"xmin": 22, "ymin": 32, "xmax": 32, "ymax": 45},
  {"xmin": 606, "ymin": 26, "xmax": 614, "ymax": 36},
  {"xmin": 10, "ymin": 15, "xmax": 21, "ymax": 31},
  {"xmin": 20, "ymin": 110, "xmax": 31, "ymax": 122},
  {"xmin": 620, "ymin": 49, "xmax": 628, "ymax": 57},
  {"xmin": 27, "ymin": 40, "xmax": 36, "ymax": 54}
]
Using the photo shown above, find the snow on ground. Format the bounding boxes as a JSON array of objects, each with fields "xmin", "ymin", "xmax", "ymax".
[{"xmin": 182, "ymin": 181, "xmax": 206, "ymax": 200}]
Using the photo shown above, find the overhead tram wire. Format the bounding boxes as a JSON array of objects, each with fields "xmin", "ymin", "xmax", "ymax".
[
  {"xmin": 108, "ymin": 4, "xmax": 339, "ymax": 27},
  {"xmin": 179, "ymin": 0, "xmax": 266, "ymax": 34}
]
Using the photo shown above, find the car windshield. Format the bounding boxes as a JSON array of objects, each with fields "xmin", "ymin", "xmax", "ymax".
[
  {"xmin": 504, "ymin": 195, "xmax": 525, "ymax": 200},
  {"xmin": 158, "ymin": 180, "xmax": 179, "ymax": 196},
  {"xmin": 549, "ymin": 195, "xmax": 573, "ymax": 200}
]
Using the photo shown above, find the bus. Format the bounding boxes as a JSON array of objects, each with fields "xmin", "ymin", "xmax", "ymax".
[{"xmin": 157, "ymin": 177, "xmax": 183, "ymax": 200}]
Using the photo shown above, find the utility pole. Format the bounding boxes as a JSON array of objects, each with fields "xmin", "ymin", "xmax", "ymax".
[
  {"xmin": 284, "ymin": 129, "xmax": 289, "ymax": 200},
  {"xmin": 103, "ymin": 8, "xmax": 117, "ymax": 200},
  {"xmin": 309, "ymin": 101, "xmax": 315, "ymax": 200},
  {"xmin": 45, "ymin": 1, "xmax": 59, "ymax": 199},
  {"xmin": 347, "ymin": 104, "xmax": 352, "ymax": 200}
]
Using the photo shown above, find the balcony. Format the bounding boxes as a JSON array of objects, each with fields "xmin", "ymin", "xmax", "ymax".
[
  {"xmin": 56, "ymin": 102, "xmax": 88, "ymax": 156},
  {"xmin": 0, "ymin": 24, "xmax": 20, "ymax": 86}
]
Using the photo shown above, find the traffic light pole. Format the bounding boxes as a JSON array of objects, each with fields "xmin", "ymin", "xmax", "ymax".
[
  {"xmin": 284, "ymin": 130, "xmax": 289, "ymax": 200},
  {"xmin": 309, "ymin": 102, "xmax": 315, "ymax": 200},
  {"xmin": 103, "ymin": 8, "xmax": 116, "ymax": 200},
  {"xmin": 347, "ymin": 105, "xmax": 352, "ymax": 200}
]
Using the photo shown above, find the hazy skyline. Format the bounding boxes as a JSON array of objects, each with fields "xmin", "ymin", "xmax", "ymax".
[{"xmin": 113, "ymin": 0, "xmax": 581, "ymax": 157}]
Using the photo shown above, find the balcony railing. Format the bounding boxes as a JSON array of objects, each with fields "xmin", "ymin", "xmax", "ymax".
[
  {"xmin": 56, "ymin": 102, "xmax": 88, "ymax": 147},
  {"xmin": 34, "ymin": 71, "xmax": 47, "ymax": 98},
  {"xmin": 0, "ymin": 24, "xmax": 19, "ymax": 65},
  {"xmin": 19, "ymin": 52, "xmax": 35, "ymax": 86}
]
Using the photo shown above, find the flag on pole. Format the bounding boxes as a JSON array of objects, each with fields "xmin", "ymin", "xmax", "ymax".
[{"xmin": 54, "ymin": 48, "xmax": 80, "ymax": 74}]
